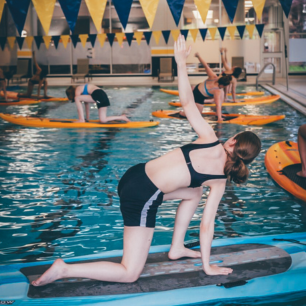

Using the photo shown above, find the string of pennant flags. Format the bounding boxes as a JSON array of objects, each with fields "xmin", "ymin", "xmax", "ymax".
[
  {"xmin": 0, "ymin": 0, "xmax": 292, "ymax": 37},
  {"xmin": 0, "ymin": 24, "xmax": 265, "ymax": 51}
]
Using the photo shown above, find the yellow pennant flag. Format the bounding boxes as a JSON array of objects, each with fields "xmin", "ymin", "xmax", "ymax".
[
  {"xmin": 32, "ymin": 0, "xmax": 56, "ymax": 35},
  {"xmin": 134, "ymin": 31, "xmax": 143, "ymax": 45},
  {"xmin": 61, "ymin": 35, "xmax": 70, "ymax": 48},
  {"xmin": 139, "ymin": 0, "xmax": 160, "ymax": 28},
  {"xmin": 25, "ymin": 36, "xmax": 34, "ymax": 48},
  {"xmin": 171, "ymin": 29, "xmax": 180, "ymax": 41},
  {"xmin": 116, "ymin": 33, "xmax": 124, "ymax": 46},
  {"xmin": 246, "ymin": 24, "xmax": 255, "ymax": 39},
  {"xmin": 79, "ymin": 34, "xmax": 88, "ymax": 47},
  {"xmin": 0, "ymin": 0, "xmax": 5, "ymax": 23},
  {"xmin": 227, "ymin": 26, "xmax": 236, "ymax": 40},
  {"xmin": 194, "ymin": 0, "xmax": 212, "ymax": 24},
  {"xmin": 208, "ymin": 27, "xmax": 217, "ymax": 40},
  {"xmin": 7, "ymin": 37, "xmax": 16, "ymax": 49},
  {"xmin": 85, "ymin": 0, "xmax": 107, "ymax": 33},
  {"xmin": 153, "ymin": 31, "xmax": 161, "ymax": 44},
  {"xmin": 43, "ymin": 36, "xmax": 52, "ymax": 49},
  {"xmin": 189, "ymin": 29, "xmax": 198, "ymax": 42},
  {"xmin": 97, "ymin": 33, "xmax": 106, "ymax": 47},
  {"xmin": 251, "ymin": 0, "xmax": 265, "ymax": 20}
]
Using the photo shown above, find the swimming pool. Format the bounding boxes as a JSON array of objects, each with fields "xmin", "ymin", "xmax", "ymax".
[{"xmin": 0, "ymin": 85, "xmax": 305, "ymax": 304}]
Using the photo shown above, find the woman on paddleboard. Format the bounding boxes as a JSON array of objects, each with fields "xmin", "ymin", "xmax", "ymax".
[
  {"xmin": 0, "ymin": 68, "xmax": 7, "ymax": 101},
  {"xmin": 65, "ymin": 84, "xmax": 130, "ymax": 123},
  {"xmin": 33, "ymin": 35, "xmax": 261, "ymax": 286}
]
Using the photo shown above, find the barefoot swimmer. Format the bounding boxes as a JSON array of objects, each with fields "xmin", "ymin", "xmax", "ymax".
[
  {"xmin": 65, "ymin": 84, "xmax": 130, "ymax": 123},
  {"xmin": 33, "ymin": 35, "xmax": 261, "ymax": 287}
]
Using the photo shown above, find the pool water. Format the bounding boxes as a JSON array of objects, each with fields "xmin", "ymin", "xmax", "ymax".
[{"xmin": 0, "ymin": 85, "xmax": 306, "ymax": 304}]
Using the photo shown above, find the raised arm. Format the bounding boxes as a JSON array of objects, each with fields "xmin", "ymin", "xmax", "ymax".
[
  {"xmin": 195, "ymin": 52, "xmax": 218, "ymax": 79},
  {"xmin": 220, "ymin": 48, "xmax": 231, "ymax": 71},
  {"xmin": 32, "ymin": 51, "xmax": 42, "ymax": 73},
  {"xmin": 175, "ymin": 35, "xmax": 217, "ymax": 141}
]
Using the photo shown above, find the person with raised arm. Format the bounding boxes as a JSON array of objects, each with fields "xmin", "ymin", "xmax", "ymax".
[
  {"xmin": 32, "ymin": 35, "xmax": 261, "ymax": 287},
  {"xmin": 0, "ymin": 68, "xmax": 7, "ymax": 101}
]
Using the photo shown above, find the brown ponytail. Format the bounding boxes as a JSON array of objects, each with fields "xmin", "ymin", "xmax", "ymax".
[
  {"xmin": 224, "ymin": 131, "xmax": 261, "ymax": 184},
  {"xmin": 66, "ymin": 86, "xmax": 76, "ymax": 102},
  {"xmin": 218, "ymin": 75, "xmax": 232, "ymax": 87}
]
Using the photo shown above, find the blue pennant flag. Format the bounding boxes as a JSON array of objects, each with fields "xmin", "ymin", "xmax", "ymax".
[
  {"xmin": 0, "ymin": 37, "xmax": 6, "ymax": 50},
  {"xmin": 125, "ymin": 33, "xmax": 134, "ymax": 46},
  {"xmin": 70, "ymin": 35, "xmax": 79, "ymax": 48},
  {"xmin": 16, "ymin": 37, "xmax": 24, "ymax": 49},
  {"xmin": 218, "ymin": 27, "xmax": 227, "ymax": 40},
  {"xmin": 255, "ymin": 24, "xmax": 265, "ymax": 38},
  {"xmin": 112, "ymin": 0, "xmax": 133, "ymax": 29},
  {"xmin": 221, "ymin": 0, "xmax": 239, "ymax": 23},
  {"xmin": 88, "ymin": 34, "xmax": 97, "ymax": 47},
  {"xmin": 144, "ymin": 32, "xmax": 152, "ymax": 45},
  {"xmin": 199, "ymin": 28, "xmax": 207, "ymax": 41},
  {"xmin": 166, "ymin": 0, "xmax": 185, "ymax": 26},
  {"xmin": 52, "ymin": 36, "xmax": 61, "ymax": 49},
  {"xmin": 107, "ymin": 33, "xmax": 115, "ymax": 46},
  {"xmin": 180, "ymin": 29, "xmax": 189, "ymax": 40},
  {"xmin": 279, "ymin": 0, "xmax": 293, "ymax": 18},
  {"xmin": 58, "ymin": 0, "xmax": 82, "ymax": 33},
  {"xmin": 162, "ymin": 30, "xmax": 171, "ymax": 44},
  {"xmin": 34, "ymin": 36, "xmax": 43, "ymax": 49},
  {"xmin": 236, "ymin": 25, "xmax": 245, "ymax": 39},
  {"xmin": 6, "ymin": 0, "xmax": 31, "ymax": 36}
]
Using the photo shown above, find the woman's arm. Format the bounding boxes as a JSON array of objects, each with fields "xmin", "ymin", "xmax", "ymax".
[
  {"xmin": 231, "ymin": 78, "xmax": 237, "ymax": 102},
  {"xmin": 213, "ymin": 90, "xmax": 224, "ymax": 121},
  {"xmin": 32, "ymin": 51, "xmax": 42, "ymax": 74},
  {"xmin": 220, "ymin": 48, "xmax": 231, "ymax": 71},
  {"xmin": 195, "ymin": 52, "xmax": 218, "ymax": 79}
]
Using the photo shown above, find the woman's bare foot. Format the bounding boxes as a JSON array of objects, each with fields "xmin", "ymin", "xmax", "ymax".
[
  {"xmin": 296, "ymin": 171, "xmax": 306, "ymax": 178},
  {"xmin": 121, "ymin": 115, "xmax": 130, "ymax": 122},
  {"xmin": 168, "ymin": 246, "xmax": 201, "ymax": 260},
  {"xmin": 32, "ymin": 258, "xmax": 66, "ymax": 286},
  {"xmin": 75, "ymin": 119, "xmax": 85, "ymax": 123},
  {"xmin": 204, "ymin": 264, "xmax": 233, "ymax": 276}
]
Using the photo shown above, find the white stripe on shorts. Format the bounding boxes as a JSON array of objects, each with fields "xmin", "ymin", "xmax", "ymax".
[{"xmin": 140, "ymin": 189, "xmax": 162, "ymax": 227}]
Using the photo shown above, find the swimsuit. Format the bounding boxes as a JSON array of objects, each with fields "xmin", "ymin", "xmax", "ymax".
[
  {"xmin": 118, "ymin": 140, "xmax": 226, "ymax": 228},
  {"xmin": 193, "ymin": 84, "xmax": 208, "ymax": 105},
  {"xmin": 82, "ymin": 84, "xmax": 110, "ymax": 109},
  {"xmin": 82, "ymin": 84, "xmax": 89, "ymax": 95},
  {"xmin": 204, "ymin": 80, "xmax": 214, "ymax": 97}
]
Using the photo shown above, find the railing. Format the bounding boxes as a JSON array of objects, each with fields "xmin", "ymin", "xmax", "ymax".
[{"xmin": 256, "ymin": 63, "xmax": 276, "ymax": 91}]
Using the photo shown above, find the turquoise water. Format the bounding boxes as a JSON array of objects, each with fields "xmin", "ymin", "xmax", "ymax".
[{"xmin": 0, "ymin": 85, "xmax": 306, "ymax": 304}]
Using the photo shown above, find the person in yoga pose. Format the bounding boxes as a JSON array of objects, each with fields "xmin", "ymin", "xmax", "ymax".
[
  {"xmin": 0, "ymin": 68, "xmax": 7, "ymax": 101},
  {"xmin": 65, "ymin": 84, "xmax": 130, "ymax": 123},
  {"xmin": 33, "ymin": 35, "xmax": 261, "ymax": 287},
  {"xmin": 297, "ymin": 124, "xmax": 306, "ymax": 178}
]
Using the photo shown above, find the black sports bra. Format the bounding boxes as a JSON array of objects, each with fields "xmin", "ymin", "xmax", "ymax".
[{"xmin": 180, "ymin": 140, "xmax": 227, "ymax": 188}]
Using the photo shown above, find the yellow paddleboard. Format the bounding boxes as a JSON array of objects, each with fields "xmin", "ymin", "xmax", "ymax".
[{"xmin": 160, "ymin": 88, "xmax": 265, "ymax": 96}]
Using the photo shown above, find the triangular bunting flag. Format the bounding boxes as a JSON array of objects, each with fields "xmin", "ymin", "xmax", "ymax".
[
  {"xmin": 208, "ymin": 27, "xmax": 217, "ymax": 40},
  {"xmin": 116, "ymin": 33, "xmax": 124, "ymax": 46},
  {"xmin": 43, "ymin": 36, "xmax": 52, "ymax": 49},
  {"xmin": 153, "ymin": 31, "xmax": 161, "ymax": 44},
  {"xmin": 107, "ymin": 33, "xmax": 115, "ymax": 46},
  {"xmin": 139, "ymin": 0, "xmax": 160, "ymax": 28},
  {"xmin": 166, "ymin": 0, "xmax": 185, "ymax": 26},
  {"xmin": 52, "ymin": 36, "xmax": 61, "ymax": 49},
  {"xmin": 6, "ymin": 0, "xmax": 31, "ymax": 35},
  {"xmin": 88, "ymin": 34, "xmax": 97, "ymax": 47},
  {"xmin": 70, "ymin": 34, "xmax": 79, "ymax": 48},
  {"xmin": 58, "ymin": 0, "xmax": 82, "ymax": 33},
  {"xmin": 125, "ymin": 32, "xmax": 134, "ymax": 46},
  {"xmin": 97, "ymin": 33, "xmax": 106, "ymax": 47},
  {"xmin": 256, "ymin": 24, "xmax": 265, "ymax": 38},
  {"xmin": 0, "ymin": 37, "xmax": 6, "ymax": 50},
  {"xmin": 251, "ymin": 0, "xmax": 265, "ymax": 20},
  {"xmin": 0, "ymin": 0, "xmax": 5, "ymax": 23},
  {"xmin": 171, "ymin": 29, "xmax": 180, "ymax": 41},
  {"xmin": 61, "ymin": 35, "xmax": 70, "ymax": 48},
  {"xmin": 32, "ymin": 0, "xmax": 56, "ymax": 35},
  {"xmin": 227, "ymin": 26, "xmax": 236, "ymax": 40},
  {"xmin": 236, "ymin": 25, "xmax": 245, "ymax": 39},
  {"xmin": 112, "ymin": 0, "xmax": 133, "ymax": 29},
  {"xmin": 134, "ymin": 31, "xmax": 143, "ymax": 45},
  {"xmin": 180, "ymin": 29, "xmax": 189, "ymax": 40},
  {"xmin": 16, "ymin": 37, "xmax": 24, "ymax": 49},
  {"xmin": 85, "ymin": 0, "xmax": 107, "ymax": 32},
  {"xmin": 79, "ymin": 34, "xmax": 88, "ymax": 47},
  {"xmin": 246, "ymin": 24, "xmax": 255, "ymax": 39},
  {"xmin": 189, "ymin": 29, "xmax": 198, "ymax": 42},
  {"xmin": 279, "ymin": 0, "xmax": 293, "ymax": 18},
  {"xmin": 218, "ymin": 27, "xmax": 227, "ymax": 40},
  {"xmin": 34, "ymin": 36, "xmax": 43, "ymax": 49},
  {"xmin": 162, "ymin": 30, "xmax": 171, "ymax": 44},
  {"xmin": 144, "ymin": 31, "xmax": 152, "ymax": 45},
  {"xmin": 221, "ymin": 0, "xmax": 239, "ymax": 23},
  {"xmin": 7, "ymin": 37, "xmax": 16, "ymax": 49},
  {"xmin": 194, "ymin": 0, "xmax": 212, "ymax": 24},
  {"xmin": 199, "ymin": 28, "xmax": 207, "ymax": 41},
  {"xmin": 25, "ymin": 36, "xmax": 33, "ymax": 48}
]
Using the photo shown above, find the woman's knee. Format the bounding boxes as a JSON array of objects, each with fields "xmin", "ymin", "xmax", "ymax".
[
  {"xmin": 298, "ymin": 124, "xmax": 306, "ymax": 140},
  {"xmin": 121, "ymin": 269, "xmax": 141, "ymax": 283}
]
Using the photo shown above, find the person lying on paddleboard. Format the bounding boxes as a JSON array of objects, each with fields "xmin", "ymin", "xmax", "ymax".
[
  {"xmin": 0, "ymin": 68, "xmax": 7, "ymax": 101},
  {"xmin": 297, "ymin": 124, "xmax": 306, "ymax": 178},
  {"xmin": 220, "ymin": 48, "xmax": 242, "ymax": 103},
  {"xmin": 32, "ymin": 35, "xmax": 261, "ymax": 287},
  {"xmin": 65, "ymin": 84, "xmax": 130, "ymax": 123}
]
